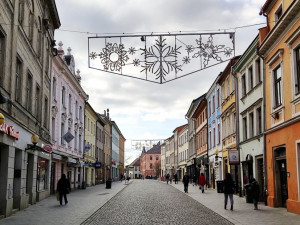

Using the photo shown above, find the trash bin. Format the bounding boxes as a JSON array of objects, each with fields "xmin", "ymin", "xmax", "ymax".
[
  {"xmin": 82, "ymin": 181, "xmax": 86, "ymax": 189},
  {"xmin": 244, "ymin": 184, "xmax": 253, "ymax": 203},
  {"xmin": 216, "ymin": 180, "xmax": 224, "ymax": 193},
  {"xmin": 106, "ymin": 179, "xmax": 112, "ymax": 189}
]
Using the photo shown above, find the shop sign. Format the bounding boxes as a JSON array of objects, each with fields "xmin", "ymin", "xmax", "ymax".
[
  {"xmin": 0, "ymin": 123, "xmax": 20, "ymax": 140},
  {"xmin": 95, "ymin": 162, "xmax": 101, "ymax": 168},
  {"xmin": 43, "ymin": 144, "xmax": 53, "ymax": 153},
  {"xmin": 228, "ymin": 150, "xmax": 239, "ymax": 165}
]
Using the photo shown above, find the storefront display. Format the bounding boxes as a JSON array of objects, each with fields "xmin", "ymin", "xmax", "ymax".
[{"xmin": 37, "ymin": 158, "xmax": 48, "ymax": 191}]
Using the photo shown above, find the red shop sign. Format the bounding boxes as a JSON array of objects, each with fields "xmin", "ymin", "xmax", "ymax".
[
  {"xmin": 43, "ymin": 144, "xmax": 53, "ymax": 153},
  {"xmin": 0, "ymin": 123, "xmax": 20, "ymax": 140}
]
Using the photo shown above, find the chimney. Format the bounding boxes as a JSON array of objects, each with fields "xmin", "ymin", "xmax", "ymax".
[{"xmin": 107, "ymin": 108, "xmax": 109, "ymax": 119}]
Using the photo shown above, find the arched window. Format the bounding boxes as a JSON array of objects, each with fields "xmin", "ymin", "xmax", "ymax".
[{"xmin": 62, "ymin": 86, "xmax": 65, "ymax": 106}]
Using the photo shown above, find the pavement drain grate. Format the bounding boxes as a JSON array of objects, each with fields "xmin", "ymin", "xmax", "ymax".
[{"xmin": 97, "ymin": 193, "xmax": 109, "ymax": 195}]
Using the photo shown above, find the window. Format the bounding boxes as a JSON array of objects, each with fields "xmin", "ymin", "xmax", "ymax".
[
  {"xmin": 76, "ymin": 101, "xmax": 78, "ymax": 118},
  {"xmin": 256, "ymin": 107, "xmax": 262, "ymax": 135},
  {"xmin": 37, "ymin": 18, "xmax": 42, "ymax": 58},
  {"xmin": 218, "ymin": 123, "xmax": 221, "ymax": 145},
  {"xmin": 52, "ymin": 78, "xmax": 56, "ymax": 100},
  {"xmin": 79, "ymin": 134, "xmax": 82, "ymax": 152},
  {"xmin": 273, "ymin": 66, "xmax": 282, "ymax": 108},
  {"xmin": 67, "ymin": 128, "xmax": 71, "ymax": 147},
  {"xmin": 26, "ymin": 73, "xmax": 33, "ymax": 112},
  {"xmin": 217, "ymin": 89, "xmax": 220, "ymax": 107},
  {"xmin": 242, "ymin": 74, "xmax": 246, "ymax": 96},
  {"xmin": 209, "ymin": 131, "xmax": 211, "ymax": 149},
  {"xmin": 62, "ymin": 86, "xmax": 66, "ymax": 106},
  {"xmin": 0, "ymin": 30, "xmax": 5, "ymax": 83},
  {"xmin": 35, "ymin": 85, "xmax": 40, "ymax": 119},
  {"xmin": 37, "ymin": 158, "xmax": 48, "ymax": 191},
  {"xmin": 295, "ymin": 46, "xmax": 300, "ymax": 95},
  {"xmin": 248, "ymin": 66, "xmax": 253, "ymax": 90},
  {"xmin": 255, "ymin": 59, "xmax": 261, "ymax": 84},
  {"xmin": 79, "ymin": 106, "xmax": 82, "ymax": 121},
  {"xmin": 18, "ymin": 1, "xmax": 24, "ymax": 24},
  {"xmin": 233, "ymin": 112, "xmax": 236, "ymax": 133},
  {"xmin": 213, "ymin": 128, "xmax": 216, "ymax": 147},
  {"xmin": 243, "ymin": 117, "xmax": 247, "ymax": 141},
  {"xmin": 69, "ymin": 94, "xmax": 72, "ymax": 113},
  {"xmin": 44, "ymin": 97, "xmax": 48, "ymax": 128},
  {"xmin": 227, "ymin": 116, "xmax": 230, "ymax": 136},
  {"xmin": 212, "ymin": 96, "xmax": 215, "ymax": 113},
  {"xmin": 226, "ymin": 78, "xmax": 229, "ymax": 97},
  {"xmin": 150, "ymin": 155, "xmax": 152, "ymax": 160},
  {"xmin": 51, "ymin": 118, "xmax": 55, "ymax": 141},
  {"xmin": 61, "ymin": 123, "xmax": 65, "ymax": 144},
  {"xmin": 15, "ymin": 58, "xmax": 22, "ymax": 102},
  {"xmin": 150, "ymin": 163, "xmax": 152, "ymax": 169},
  {"xmin": 28, "ymin": 12, "xmax": 34, "ymax": 42},
  {"xmin": 74, "ymin": 131, "xmax": 77, "ymax": 150},
  {"xmin": 249, "ymin": 112, "xmax": 254, "ymax": 138},
  {"xmin": 275, "ymin": 4, "xmax": 283, "ymax": 23},
  {"xmin": 156, "ymin": 155, "xmax": 159, "ymax": 160}
]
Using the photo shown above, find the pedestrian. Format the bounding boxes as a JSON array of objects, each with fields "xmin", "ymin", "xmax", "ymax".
[
  {"xmin": 251, "ymin": 178, "xmax": 260, "ymax": 210},
  {"xmin": 193, "ymin": 174, "xmax": 197, "ymax": 186},
  {"xmin": 174, "ymin": 173, "xmax": 178, "ymax": 184},
  {"xmin": 183, "ymin": 172, "xmax": 190, "ymax": 193},
  {"xmin": 166, "ymin": 173, "xmax": 170, "ymax": 184},
  {"xmin": 223, "ymin": 173, "xmax": 234, "ymax": 210},
  {"xmin": 56, "ymin": 174, "xmax": 70, "ymax": 206},
  {"xmin": 199, "ymin": 173, "xmax": 206, "ymax": 193},
  {"xmin": 120, "ymin": 174, "xmax": 124, "ymax": 182}
]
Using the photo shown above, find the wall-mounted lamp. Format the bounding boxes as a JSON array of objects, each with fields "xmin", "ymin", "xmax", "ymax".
[{"xmin": 0, "ymin": 113, "xmax": 5, "ymax": 125}]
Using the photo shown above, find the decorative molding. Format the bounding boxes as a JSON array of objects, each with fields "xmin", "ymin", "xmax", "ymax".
[
  {"xmin": 61, "ymin": 113, "xmax": 67, "ymax": 123},
  {"xmin": 51, "ymin": 105, "xmax": 58, "ymax": 118}
]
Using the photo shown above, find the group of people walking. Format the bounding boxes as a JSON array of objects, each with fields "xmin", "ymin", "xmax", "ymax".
[{"xmin": 168, "ymin": 172, "xmax": 260, "ymax": 211}]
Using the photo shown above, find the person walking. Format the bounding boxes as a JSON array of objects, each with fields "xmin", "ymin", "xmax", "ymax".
[
  {"xmin": 174, "ymin": 173, "xmax": 178, "ymax": 184},
  {"xmin": 56, "ymin": 174, "xmax": 70, "ymax": 206},
  {"xmin": 192, "ymin": 174, "xmax": 197, "ymax": 186},
  {"xmin": 223, "ymin": 173, "xmax": 234, "ymax": 210},
  {"xmin": 199, "ymin": 173, "xmax": 206, "ymax": 193},
  {"xmin": 183, "ymin": 172, "xmax": 190, "ymax": 193},
  {"xmin": 166, "ymin": 173, "xmax": 170, "ymax": 184},
  {"xmin": 251, "ymin": 178, "xmax": 260, "ymax": 210}
]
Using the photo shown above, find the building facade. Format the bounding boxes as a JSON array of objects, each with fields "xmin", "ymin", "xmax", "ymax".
[
  {"xmin": 0, "ymin": 0, "xmax": 60, "ymax": 217},
  {"xmin": 95, "ymin": 116, "xmax": 105, "ymax": 184},
  {"xmin": 178, "ymin": 125, "xmax": 188, "ymax": 181},
  {"xmin": 217, "ymin": 56, "xmax": 240, "ymax": 194},
  {"xmin": 207, "ymin": 73, "xmax": 223, "ymax": 188},
  {"xmin": 259, "ymin": 0, "xmax": 300, "ymax": 213},
  {"xmin": 101, "ymin": 110, "xmax": 112, "ymax": 180},
  {"xmin": 234, "ymin": 36, "xmax": 265, "ymax": 199},
  {"xmin": 51, "ymin": 42, "xmax": 87, "ymax": 194},
  {"xmin": 140, "ymin": 143, "xmax": 161, "ymax": 178},
  {"xmin": 84, "ymin": 102, "xmax": 98, "ymax": 187}
]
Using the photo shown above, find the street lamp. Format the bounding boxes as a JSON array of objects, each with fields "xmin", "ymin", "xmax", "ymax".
[
  {"xmin": 0, "ymin": 113, "xmax": 5, "ymax": 125},
  {"xmin": 25, "ymin": 134, "xmax": 39, "ymax": 151}
]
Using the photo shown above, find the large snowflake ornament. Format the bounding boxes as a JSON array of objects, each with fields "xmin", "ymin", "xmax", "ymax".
[
  {"xmin": 193, "ymin": 35, "xmax": 233, "ymax": 68},
  {"xmin": 96, "ymin": 43, "xmax": 129, "ymax": 72}
]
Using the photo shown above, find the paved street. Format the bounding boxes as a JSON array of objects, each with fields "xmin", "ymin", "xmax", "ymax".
[
  {"xmin": 82, "ymin": 180, "xmax": 232, "ymax": 225},
  {"xmin": 0, "ymin": 180, "xmax": 300, "ymax": 225}
]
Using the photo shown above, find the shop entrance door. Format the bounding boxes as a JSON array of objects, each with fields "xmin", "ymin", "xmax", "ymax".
[
  {"xmin": 256, "ymin": 157, "xmax": 264, "ymax": 201},
  {"xmin": 274, "ymin": 147, "xmax": 288, "ymax": 208},
  {"xmin": 50, "ymin": 162, "xmax": 56, "ymax": 194}
]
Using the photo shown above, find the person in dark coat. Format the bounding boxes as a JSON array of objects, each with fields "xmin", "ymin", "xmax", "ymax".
[
  {"xmin": 166, "ymin": 173, "xmax": 170, "ymax": 184},
  {"xmin": 199, "ymin": 173, "xmax": 206, "ymax": 193},
  {"xmin": 223, "ymin": 173, "xmax": 234, "ymax": 210},
  {"xmin": 251, "ymin": 178, "xmax": 260, "ymax": 210},
  {"xmin": 183, "ymin": 172, "xmax": 190, "ymax": 193},
  {"xmin": 174, "ymin": 173, "xmax": 178, "ymax": 184},
  {"xmin": 57, "ymin": 174, "xmax": 71, "ymax": 205},
  {"xmin": 192, "ymin": 174, "xmax": 197, "ymax": 186}
]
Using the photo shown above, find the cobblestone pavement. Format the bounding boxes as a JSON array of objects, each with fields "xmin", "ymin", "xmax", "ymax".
[{"xmin": 82, "ymin": 180, "xmax": 232, "ymax": 225}]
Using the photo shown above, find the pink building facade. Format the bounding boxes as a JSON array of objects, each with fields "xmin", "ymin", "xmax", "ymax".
[
  {"xmin": 140, "ymin": 144, "xmax": 161, "ymax": 178},
  {"xmin": 50, "ymin": 42, "xmax": 88, "ymax": 193}
]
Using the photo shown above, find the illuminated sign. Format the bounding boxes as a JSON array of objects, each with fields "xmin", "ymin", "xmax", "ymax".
[{"xmin": 0, "ymin": 123, "xmax": 20, "ymax": 140}]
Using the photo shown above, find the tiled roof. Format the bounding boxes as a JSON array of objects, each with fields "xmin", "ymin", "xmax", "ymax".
[{"xmin": 146, "ymin": 143, "xmax": 161, "ymax": 154}]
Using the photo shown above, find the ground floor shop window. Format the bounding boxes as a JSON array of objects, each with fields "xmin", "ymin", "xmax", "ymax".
[{"xmin": 37, "ymin": 158, "xmax": 48, "ymax": 191}]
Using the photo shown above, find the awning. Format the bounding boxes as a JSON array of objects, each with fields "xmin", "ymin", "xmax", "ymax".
[
  {"xmin": 67, "ymin": 157, "xmax": 77, "ymax": 164},
  {"xmin": 52, "ymin": 153, "xmax": 62, "ymax": 160}
]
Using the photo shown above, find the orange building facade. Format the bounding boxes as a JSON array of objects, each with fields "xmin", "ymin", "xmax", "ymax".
[{"xmin": 259, "ymin": 0, "xmax": 300, "ymax": 214}]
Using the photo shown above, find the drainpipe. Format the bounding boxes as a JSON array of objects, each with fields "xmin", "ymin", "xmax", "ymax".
[{"xmin": 256, "ymin": 47, "xmax": 267, "ymax": 205}]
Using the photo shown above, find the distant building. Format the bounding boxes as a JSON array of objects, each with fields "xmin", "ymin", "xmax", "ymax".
[
  {"xmin": 127, "ymin": 158, "xmax": 142, "ymax": 179},
  {"xmin": 140, "ymin": 143, "xmax": 161, "ymax": 178},
  {"xmin": 177, "ymin": 125, "xmax": 188, "ymax": 181}
]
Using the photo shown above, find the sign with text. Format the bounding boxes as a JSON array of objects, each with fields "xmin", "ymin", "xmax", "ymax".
[
  {"xmin": 0, "ymin": 123, "xmax": 20, "ymax": 140},
  {"xmin": 228, "ymin": 150, "xmax": 239, "ymax": 165}
]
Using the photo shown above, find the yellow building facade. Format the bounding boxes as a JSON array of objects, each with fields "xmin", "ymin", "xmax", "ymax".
[
  {"xmin": 217, "ymin": 57, "xmax": 240, "ymax": 193},
  {"xmin": 84, "ymin": 103, "xmax": 99, "ymax": 186}
]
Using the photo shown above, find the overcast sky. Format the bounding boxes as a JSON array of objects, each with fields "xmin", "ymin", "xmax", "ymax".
[{"xmin": 54, "ymin": 0, "xmax": 265, "ymax": 165}]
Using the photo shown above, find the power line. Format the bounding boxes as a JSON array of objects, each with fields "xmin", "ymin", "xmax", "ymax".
[{"xmin": 0, "ymin": 21, "xmax": 269, "ymax": 36}]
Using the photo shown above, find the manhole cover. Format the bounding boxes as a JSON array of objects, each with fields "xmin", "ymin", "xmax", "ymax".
[{"xmin": 98, "ymin": 193, "xmax": 109, "ymax": 195}]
